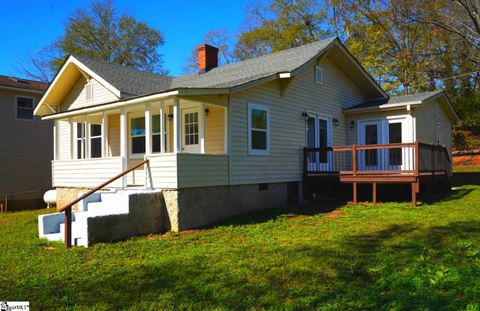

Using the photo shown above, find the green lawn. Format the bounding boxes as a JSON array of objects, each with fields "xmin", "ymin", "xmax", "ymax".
[
  {"xmin": 453, "ymin": 165, "xmax": 480, "ymax": 173},
  {"xmin": 1, "ymin": 186, "xmax": 480, "ymax": 310}
]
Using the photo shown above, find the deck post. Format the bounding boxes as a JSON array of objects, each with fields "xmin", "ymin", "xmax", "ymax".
[
  {"xmin": 200, "ymin": 103, "xmax": 206, "ymax": 153},
  {"xmin": 353, "ymin": 182, "xmax": 357, "ymax": 206},
  {"xmin": 352, "ymin": 144, "xmax": 357, "ymax": 176},
  {"xmin": 372, "ymin": 183, "xmax": 377, "ymax": 205},
  {"xmin": 101, "ymin": 112, "xmax": 108, "ymax": 157},
  {"xmin": 303, "ymin": 147, "xmax": 308, "ymax": 175},
  {"xmin": 64, "ymin": 206, "xmax": 72, "ymax": 248},
  {"xmin": 84, "ymin": 115, "xmax": 89, "ymax": 158},
  {"xmin": 411, "ymin": 182, "xmax": 417, "ymax": 206}
]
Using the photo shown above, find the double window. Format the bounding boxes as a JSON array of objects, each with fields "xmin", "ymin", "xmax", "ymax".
[
  {"xmin": 248, "ymin": 103, "xmax": 270, "ymax": 155},
  {"xmin": 75, "ymin": 123, "xmax": 102, "ymax": 159},
  {"xmin": 130, "ymin": 114, "xmax": 165, "ymax": 155},
  {"xmin": 16, "ymin": 96, "xmax": 34, "ymax": 120}
]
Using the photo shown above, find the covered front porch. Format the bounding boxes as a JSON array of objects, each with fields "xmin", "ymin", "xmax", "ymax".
[{"xmin": 51, "ymin": 95, "xmax": 229, "ymax": 189}]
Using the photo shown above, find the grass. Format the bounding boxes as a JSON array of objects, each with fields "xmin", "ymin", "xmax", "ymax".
[
  {"xmin": 1, "ymin": 186, "xmax": 480, "ymax": 310},
  {"xmin": 453, "ymin": 165, "xmax": 480, "ymax": 173}
]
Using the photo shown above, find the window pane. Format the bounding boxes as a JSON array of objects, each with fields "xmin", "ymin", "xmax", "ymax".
[
  {"xmin": 131, "ymin": 117, "xmax": 145, "ymax": 136},
  {"xmin": 319, "ymin": 119, "xmax": 328, "ymax": 163},
  {"xmin": 252, "ymin": 130, "xmax": 267, "ymax": 150},
  {"xmin": 251, "ymin": 109, "xmax": 267, "ymax": 129},
  {"xmin": 77, "ymin": 140, "xmax": 83, "ymax": 159},
  {"xmin": 17, "ymin": 97, "xmax": 33, "ymax": 108},
  {"xmin": 152, "ymin": 134, "xmax": 161, "ymax": 152},
  {"xmin": 132, "ymin": 136, "xmax": 146, "ymax": 154},
  {"xmin": 365, "ymin": 124, "xmax": 378, "ymax": 166},
  {"xmin": 90, "ymin": 124, "xmax": 102, "ymax": 137},
  {"xmin": 152, "ymin": 115, "xmax": 161, "ymax": 134},
  {"xmin": 91, "ymin": 137, "xmax": 102, "ymax": 158},
  {"xmin": 77, "ymin": 123, "xmax": 83, "ymax": 138},
  {"xmin": 389, "ymin": 123, "xmax": 402, "ymax": 166},
  {"xmin": 17, "ymin": 108, "xmax": 33, "ymax": 120}
]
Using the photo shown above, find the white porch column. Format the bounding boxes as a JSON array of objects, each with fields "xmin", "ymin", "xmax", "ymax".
[
  {"xmin": 101, "ymin": 112, "xmax": 108, "ymax": 157},
  {"xmin": 173, "ymin": 97, "xmax": 181, "ymax": 153},
  {"xmin": 68, "ymin": 118, "xmax": 74, "ymax": 159},
  {"xmin": 160, "ymin": 101, "xmax": 165, "ymax": 154},
  {"xmin": 200, "ymin": 103, "xmax": 206, "ymax": 153},
  {"xmin": 120, "ymin": 108, "xmax": 128, "ymax": 188},
  {"xmin": 145, "ymin": 104, "xmax": 152, "ymax": 155},
  {"xmin": 84, "ymin": 115, "xmax": 89, "ymax": 159},
  {"xmin": 224, "ymin": 106, "xmax": 228, "ymax": 154},
  {"xmin": 53, "ymin": 120, "xmax": 58, "ymax": 160}
]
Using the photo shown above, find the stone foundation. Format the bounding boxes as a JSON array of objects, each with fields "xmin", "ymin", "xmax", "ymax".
[
  {"xmin": 56, "ymin": 187, "xmax": 92, "ymax": 211},
  {"xmin": 56, "ymin": 182, "xmax": 289, "ymax": 233},
  {"xmin": 166, "ymin": 182, "xmax": 288, "ymax": 231}
]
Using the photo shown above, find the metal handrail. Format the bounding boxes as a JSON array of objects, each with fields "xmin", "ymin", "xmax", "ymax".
[{"xmin": 60, "ymin": 159, "xmax": 149, "ymax": 248}]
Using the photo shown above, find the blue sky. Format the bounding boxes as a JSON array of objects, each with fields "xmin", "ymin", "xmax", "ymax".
[{"xmin": 0, "ymin": 0, "xmax": 248, "ymax": 78}]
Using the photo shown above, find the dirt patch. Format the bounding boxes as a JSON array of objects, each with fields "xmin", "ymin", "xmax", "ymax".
[{"xmin": 324, "ymin": 210, "xmax": 346, "ymax": 218}]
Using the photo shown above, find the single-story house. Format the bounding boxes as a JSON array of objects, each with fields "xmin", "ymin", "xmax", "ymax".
[
  {"xmin": 35, "ymin": 37, "xmax": 458, "ymax": 247},
  {"xmin": 0, "ymin": 75, "xmax": 51, "ymax": 211}
]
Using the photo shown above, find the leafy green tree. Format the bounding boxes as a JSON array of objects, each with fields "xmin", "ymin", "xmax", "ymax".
[
  {"xmin": 234, "ymin": 0, "xmax": 332, "ymax": 60},
  {"xmin": 20, "ymin": 0, "xmax": 166, "ymax": 81}
]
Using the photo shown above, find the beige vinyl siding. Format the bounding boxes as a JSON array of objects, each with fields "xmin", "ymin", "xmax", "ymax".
[
  {"xmin": 205, "ymin": 105, "xmax": 225, "ymax": 153},
  {"xmin": 61, "ymin": 76, "xmax": 118, "ymax": 111},
  {"xmin": 177, "ymin": 154, "xmax": 229, "ymax": 188},
  {"xmin": 414, "ymin": 99, "xmax": 452, "ymax": 154},
  {"xmin": 127, "ymin": 158, "xmax": 145, "ymax": 186},
  {"xmin": 108, "ymin": 114, "xmax": 120, "ymax": 156},
  {"xmin": 0, "ymin": 88, "xmax": 52, "ymax": 194},
  {"xmin": 229, "ymin": 57, "xmax": 367, "ymax": 185},
  {"xmin": 147, "ymin": 154, "xmax": 178, "ymax": 188},
  {"xmin": 52, "ymin": 157, "xmax": 123, "ymax": 188},
  {"xmin": 58, "ymin": 120, "xmax": 71, "ymax": 160}
]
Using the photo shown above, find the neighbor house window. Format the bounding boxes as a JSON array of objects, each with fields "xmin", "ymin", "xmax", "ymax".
[
  {"xmin": 16, "ymin": 96, "xmax": 34, "ymax": 120},
  {"xmin": 76, "ymin": 123, "xmax": 86, "ymax": 159},
  {"xmin": 131, "ymin": 117, "xmax": 146, "ymax": 154},
  {"xmin": 248, "ymin": 103, "xmax": 270, "ymax": 155},
  {"xmin": 90, "ymin": 124, "xmax": 102, "ymax": 158},
  {"xmin": 315, "ymin": 65, "xmax": 323, "ymax": 85}
]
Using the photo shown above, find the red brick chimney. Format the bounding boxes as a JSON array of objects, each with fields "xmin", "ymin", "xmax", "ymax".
[{"xmin": 197, "ymin": 44, "xmax": 219, "ymax": 72}]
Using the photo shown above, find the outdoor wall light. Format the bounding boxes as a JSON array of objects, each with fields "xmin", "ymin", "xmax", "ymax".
[
  {"xmin": 167, "ymin": 113, "xmax": 174, "ymax": 121},
  {"xmin": 333, "ymin": 118, "xmax": 339, "ymax": 127},
  {"xmin": 349, "ymin": 121, "xmax": 355, "ymax": 129},
  {"xmin": 302, "ymin": 111, "xmax": 310, "ymax": 121},
  {"xmin": 204, "ymin": 108, "xmax": 210, "ymax": 115}
]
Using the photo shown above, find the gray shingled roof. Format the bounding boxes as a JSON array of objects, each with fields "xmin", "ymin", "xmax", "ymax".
[
  {"xmin": 73, "ymin": 37, "xmax": 337, "ymax": 98},
  {"xmin": 345, "ymin": 90, "xmax": 444, "ymax": 111}
]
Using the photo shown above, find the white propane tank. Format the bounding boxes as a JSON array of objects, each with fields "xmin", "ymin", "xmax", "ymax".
[{"xmin": 43, "ymin": 189, "xmax": 57, "ymax": 208}]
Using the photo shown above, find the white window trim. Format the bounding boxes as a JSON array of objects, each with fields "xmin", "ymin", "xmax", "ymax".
[
  {"xmin": 248, "ymin": 102, "xmax": 270, "ymax": 155},
  {"xmin": 15, "ymin": 95, "xmax": 35, "ymax": 121},
  {"xmin": 129, "ymin": 112, "xmax": 146, "ymax": 159},
  {"xmin": 315, "ymin": 65, "xmax": 323, "ymax": 85},
  {"xmin": 74, "ymin": 122, "xmax": 86, "ymax": 159},
  {"xmin": 89, "ymin": 123, "xmax": 102, "ymax": 158}
]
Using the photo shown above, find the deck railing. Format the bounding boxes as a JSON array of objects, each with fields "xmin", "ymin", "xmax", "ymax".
[{"xmin": 304, "ymin": 141, "xmax": 450, "ymax": 177}]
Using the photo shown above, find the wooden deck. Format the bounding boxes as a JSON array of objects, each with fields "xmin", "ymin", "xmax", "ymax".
[{"xmin": 303, "ymin": 142, "xmax": 452, "ymax": 205}]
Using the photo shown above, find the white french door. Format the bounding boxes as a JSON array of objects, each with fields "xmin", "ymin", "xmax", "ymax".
[
  {"xmin": 358, "ymin": 116, "xmax": 414, "ymax": 171},
  {"xmin": 181, "ymin": 107, "xmax": 201, "ymax": 153},
  {"xmin": 358, "ymin": 120, "xmax": 383, "ymax": 171},
  {"xmin": 306, "ymin": 114, "xmax": 333, "ymax": 171}
]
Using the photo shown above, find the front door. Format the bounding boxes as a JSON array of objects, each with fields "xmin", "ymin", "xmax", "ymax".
[
  {"xmin": 181, "ymin": 107, "xmax": 201, "ymax": 153},
  {"xmin": 306, "ymin": 115, "xmax": 332, "ymax": 171},
  {"xmin": 359, "ymin": 120, "xmax": 382, "ymax": 170}
]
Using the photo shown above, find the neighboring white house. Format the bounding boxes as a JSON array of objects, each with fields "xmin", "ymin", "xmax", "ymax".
[{"xmin": 35, "ymin": 37, "xmax": 458, "ymax": 247}]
